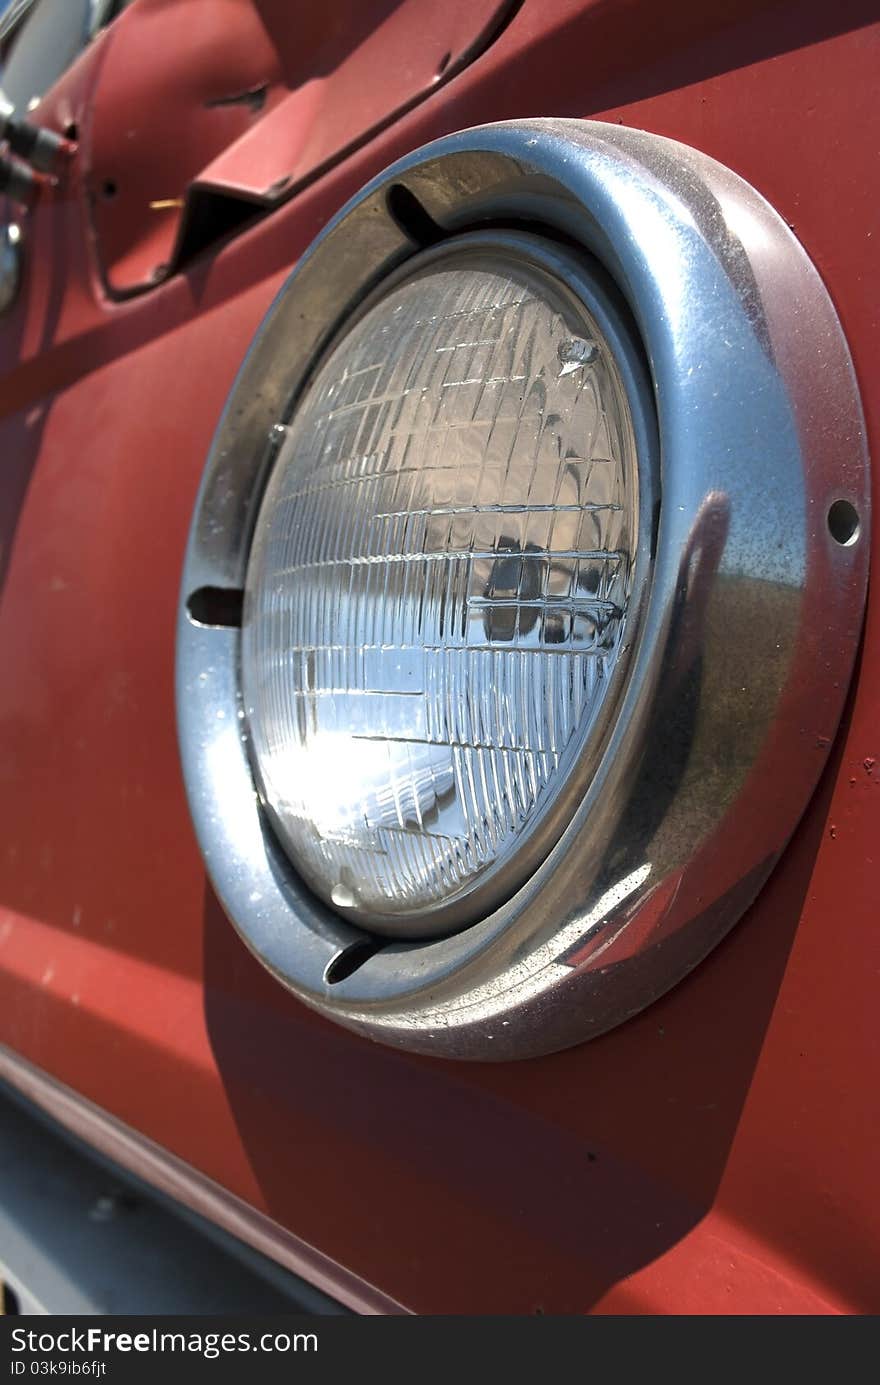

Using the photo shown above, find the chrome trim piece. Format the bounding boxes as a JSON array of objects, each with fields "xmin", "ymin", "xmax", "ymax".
[
  {"xmin": 0, "ymin": 1045, "xmax": 404, "ymax": 1315},
  {"xmin": 0, "ymin": 1079, "xmax": 345, "ymax": 1314},
  {"xmin": 0, "ymin": 222, "xmax": 22, "ymax": 317},
  {"xmin": 177, "ymin": 119, "xmax": 870, "ymax": 1060}
]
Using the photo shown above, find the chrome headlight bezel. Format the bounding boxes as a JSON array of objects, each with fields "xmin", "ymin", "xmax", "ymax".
[{"xmin": 177, "ymin": 119, "xmax": 870, "ymax": 1060}]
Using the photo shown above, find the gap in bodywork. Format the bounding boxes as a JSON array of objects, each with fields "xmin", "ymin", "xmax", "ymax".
[
  {"xmin": 187, "ymin": 587, "xmax": 245, "ymax": 628},
  {"xmin": 324, "ymin": 939, "xmax": 384, "ymax": 985},
  {"xmin": 385, "ymin": 182, "xmax": 447, "ymax": 248},
  {"xmin": 204, "ymin": 83, "xmax": 268, "ymax": 113}
]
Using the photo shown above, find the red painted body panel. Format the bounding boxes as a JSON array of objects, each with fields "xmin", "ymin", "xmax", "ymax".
[
  {"xmin": 0, "ymin": 0, "xmax": 878, "ymax": 1313},
  {"xmin": 85, "ymin": 0, "xmax": 514, "ymax": 293}
]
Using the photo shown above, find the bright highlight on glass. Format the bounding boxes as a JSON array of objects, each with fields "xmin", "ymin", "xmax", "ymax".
[{"xmin": 241, "ymin": 250, "xmax": 640, "ymax": 937}]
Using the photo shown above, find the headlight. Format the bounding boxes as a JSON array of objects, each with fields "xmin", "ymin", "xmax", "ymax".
[
  {"xmin": 241, "ymin": 244, "xmax": 643, "ymax": 936},
  {"xmin": 177, "ymin": 120, "xmax": 869, "ymax": 1059}
]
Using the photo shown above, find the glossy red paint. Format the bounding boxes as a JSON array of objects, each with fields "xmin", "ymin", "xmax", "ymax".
[{"xmin": 0, "ymin": 0, "xmax": 878, "ymax": 1314}]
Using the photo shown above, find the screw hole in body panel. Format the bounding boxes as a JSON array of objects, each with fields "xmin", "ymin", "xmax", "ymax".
[{"xmin": 828, "ymin": 499, "xmax": 860, "ymax": 546}]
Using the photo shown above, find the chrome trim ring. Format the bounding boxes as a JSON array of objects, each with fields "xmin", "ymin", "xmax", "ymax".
[{"xmin": 177, "ymin": 119, "xmax": 870, "ymax": 1060}]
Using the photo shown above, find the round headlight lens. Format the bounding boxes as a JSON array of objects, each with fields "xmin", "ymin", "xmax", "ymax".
[{"xmin": 241, "ymin": 247, "xmax": 641, "ymax": 936}]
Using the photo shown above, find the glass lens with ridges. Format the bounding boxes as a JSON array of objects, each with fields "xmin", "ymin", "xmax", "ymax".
[{"xmin": 241, "ymin": 249, "xmax": 640, "ymax": 937}]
